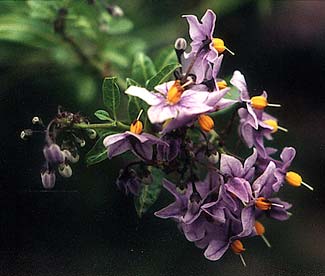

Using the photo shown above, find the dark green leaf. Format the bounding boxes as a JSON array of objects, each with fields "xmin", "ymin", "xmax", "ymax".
[
  {"xmin": 128, "ymin": 96, "xmax": 148, "ymax": 122},
  {"xmin": 131, "ymin": 53, "xmax": 156, "ymax": 86},
  {"xmin": 102, "ymin": 77, "xmax": 120, "ymax": 120},
  {"xmin": 126, "ymin": 78, "xmax": 141, "ymax": 88},
  {"xmin": 94, "ymin": 110, "xmax": 112, "ymax": 121},
  {"xmin": 146, "ymin": 63, "xmax": 180, "ymax": 91},
  {"xmin": 154, "ymin": 47, "xmax": 177, "ymax": 70},
  {"xmin": 134, "ymin": 167, "xmax": 164, "ymax": 217},
  {"xmin": 85, "ymin": 131, "xmax": 116, "ymax": 166}
]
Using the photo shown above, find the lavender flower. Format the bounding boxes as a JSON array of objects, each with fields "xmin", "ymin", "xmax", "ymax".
[{"xmin": 103, "ymin": 131, "xmax": 167, "ymax": 161}]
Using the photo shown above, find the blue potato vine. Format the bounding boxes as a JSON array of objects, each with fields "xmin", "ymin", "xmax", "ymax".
[{"xmin": 22, "ymin": 9, "xmax": 313, "ymax": 266}]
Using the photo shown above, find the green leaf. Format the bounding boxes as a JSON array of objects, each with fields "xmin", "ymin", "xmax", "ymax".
[
  {"xmin": 102, "ymin": 77, "xmax": 120, "ymax": 120},
  {"xmin": 128, "ymin": 96, "xmax": 148, "ymax": 122},
  {"xmin": 224, "ymin": 86, "xmax": 240, "ymax": 100},
  {"xmin": 146, "ymin": 63, "xmax": 180, "ymax": 91},
  {"xmin": 154, "ymin": 47, "xmax": 178, "ymax": 70},
  {"xmin": 134, "ymin": 167, "xmax": 164, "ymax": 217},
  {"xmin": 85, "ymin": 131, "xmax": 116, "ymax": 166},
  {"xmin": 94, "ymin": 110, "xmax": 112, "ymax": 121},
  {"xmin": 126, "ymin": 78, "xmax": 141, "ymax": 88},
  {"xmin": 99, "ymin": 12, "xmax": 133, "ymax": 35},
  {"xmin": 131, "ymin": 53, "xmax": 157, "ymax": 86}
]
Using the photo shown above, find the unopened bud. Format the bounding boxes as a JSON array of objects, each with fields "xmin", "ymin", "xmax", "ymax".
[
  {"xmin": 208, "ymin": 152, "xmax": 220, "ymax": 164},
  {"xmin": 20, "ymin": 129, "xmax": 33, "ymax": 140},
  {"xmin": 63, "ymin": 150, "xmax": 79, "ymax": 163},
  {"xmin": 88, "ymin": 129, "xmax": 97, "ymax": 139},
  {"xmin": 174, "ymin": 38, "xmax": 187, "ymax": 51},
  {"xmin": 32, "ymin": 116, "xmax": 42, "ymax": 125},
  {"xmin": 43, "ymin": 144, "xmax": 65, "ymax": 164},
  {"xmin": 58, "ymin": 164, "xmax": 72, "ymax": 178},
  {"xmin": 106, "ymin": 4, "xmax": 124, "ymax": 17},
  {"xmin": 41, "ymin": 171, "xmax": 56, "ymax": 189}
]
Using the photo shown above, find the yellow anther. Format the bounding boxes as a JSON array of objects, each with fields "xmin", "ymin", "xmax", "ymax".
[
  {"xmin": 217, "ymin": 80, "xmax": 227, "ymax": 90},
  {"xmin": 231, "ymin": 240, "xmax": 245, "ymax": 254},
  {"xmin": 255, "ymin": 197, "xmax": 271, "ymax": 211},
  {"xmin": 251, "ymin": 96, "xmax": 268, "ymax": 110},
  {"xmin": 198, "ymin": 114, "xmax": 214, "ymax": 132},
  {"xmin": 255, "ymin": 221, "xmax": 272, "ymax": 248},
  {"xmin": 212, "ymin": 38, "xmax": 235, "ymax": 55},
  {"xmin": 285, "ymin": 171, "xmax": 302, "ymax": 187},
  {"xmin": 250, "ymin": 96, "xmax": 281, "ymax": 110},
  {"xmin": 263, "ymin": 119, "xmax": 288, "ymax": 133},
  {"xmin": 167, "ymin": 80, "xmax": 184, "ymax": 105},
  {"xmin": 285, "ymin": 171, "xmax": 314, "ymax": 191},
  {"xmin": 255, "ymin": 221, "xmax": 265, "ymax": 236},
  {"xmin": 130, "ymin": 120, "xmax": 143, "ymax": 134}
]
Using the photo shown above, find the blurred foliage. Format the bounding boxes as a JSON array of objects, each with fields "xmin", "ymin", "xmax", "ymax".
[{"xmin": 0, "ymin": 0, "xmax": 272, "ymax": 107}]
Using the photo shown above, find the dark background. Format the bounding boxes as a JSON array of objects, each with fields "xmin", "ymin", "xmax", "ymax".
[{"xmin": 1, "ymin": 1, "xmax": 325, "ymax": 275}]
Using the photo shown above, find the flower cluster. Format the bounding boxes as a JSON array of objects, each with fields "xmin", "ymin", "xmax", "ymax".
[{"xmin": 22, "ymin": 9, "xmax": 313, "ymax": 266}]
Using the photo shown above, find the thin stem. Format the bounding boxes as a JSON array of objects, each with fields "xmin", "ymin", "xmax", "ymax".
[{"xmin": 73, "ymin": 121, "xmax": 129, "ymax": 130}]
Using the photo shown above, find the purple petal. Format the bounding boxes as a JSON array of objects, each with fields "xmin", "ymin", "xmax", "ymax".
[
  {"xmin": 125, "ymin": 86, "xmax": 163, "ymax": 105},
  {"xmin": 204, "ymin": 240, "xmax": 229, "ymax": 261},
  {"xmin": 220, "ymin": 154, "xmax": 243, "ymax": 177},
  {"xmin": 230, "ymin": 70, "xmax": 249, "ymax": 101},
  {"xmin": 147, "ymin": 104, "xmax": 178, "ymax": 124}
]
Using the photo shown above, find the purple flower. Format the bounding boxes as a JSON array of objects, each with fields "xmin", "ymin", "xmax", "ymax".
[
  {"xmin": 116, "ymin": 168, "xmax": 141, "ymax": 196},
  {"xmin": 182, "ymin": 10, "xmax": 221, "ymax": 83},
  {"xmin": 103, "ymin": 131, "xmax": 167, "ymax": 161}
]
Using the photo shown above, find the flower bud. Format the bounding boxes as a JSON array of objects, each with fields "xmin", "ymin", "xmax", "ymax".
[
  {"xmin": 58, "ymin": 164, "xmax": 72, "ymax": 178},
  {"xmin": 63, "ymin": 150, "xmax": 79, "ymax": 163},
  {"xmin": 208, "ymin": 152, "xmax": 220, "ymax": 164},
  {"xmin": 43, "ymin": 144, "xmax": 65, "ymax": 164},
  {"xmin": 32, "ymin": 116, "xmax": 42, "ymax": 125},
  {"xmin": 130, "ymin": 120, "xmax": 143, "ymax": 134},
  {"xmin": 41, "ymin": 171, "xmax": 56, "ymax": 189},
  {"xmin": 198, "ymin": 114, "xmax": 214, "ymax": 132},
  {"xmin": 20, "ymin": 129, "xmax": 33, "ymax": 140},
  {"xmin": 87, "ymin": 129, "xmax": 97, "ymax": 139},
  {"xmin": 231, "ymin": 240, "xmax": 245, "ymax": 254},
  {"xmin": 106, "ymin": 4, "xmax": 124, "ymax": 17},
  {"xmin": 174, "ymin": 38, "xmax": 187, "ymax": 51}
]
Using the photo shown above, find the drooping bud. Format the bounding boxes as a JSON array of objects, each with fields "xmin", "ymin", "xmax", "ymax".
[
  {"xmin": 106, "ymin": 4, "xmax": 124, "ymax": 17},
  {"xmin": 43, "ymin": 144, "xmax": 65, "ymax": 164},
  {"xmin": 175, "ymin": 38, "xmax": 187, "ymax": 51},
  {"xmin": 58, "ymin": 164, "xmax": 72, "ymax": 178},
  {"xmin": 32, "ymin": 116, "xmax": 42, "ymax": 125},
  {"xmin": 41, "ymin": 171, "xmax": 56, "ymax": 189},
  {"xmin": 217, "ymin": 80, "xmax": 227, "ymax": 90},
  {"xmin": 63, "ymin": 150, "xmax": 79, "ymax": 163},
  {"xmin": 285, "ymin": 171, "xmax": 314, "ymax": 191},
  {"xmin": 198, "ymin": 114, "xmax": 214, "ymax": 132},
  {"xmin": 208, "ymin": 152, "xmax": 220, "ymax": 164},
  {"xmin": 20, "ymin": 129, "xmax": 33, "ymax": 140},
  {"xmin": 167, "ymin": 80, "xmax": 184, "ymax": 105},
  {"xmin": 130, "ymin": 120, "xmax": 143, "ymax": 134},
  {"xmin": 87, "ymin": 129, "xmax": 97, "ymax": 139},
  {"xmin": 212, "ymin": 38, "xmax": 235, "ymax": 55},
  {"xmin": 255, "ymin": 197, "xmax": 271, "ymax": 210}
]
